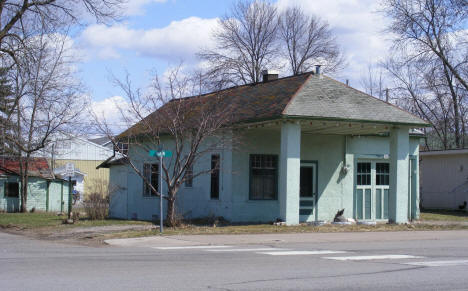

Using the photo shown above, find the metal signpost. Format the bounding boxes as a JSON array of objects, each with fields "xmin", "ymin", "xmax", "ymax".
[
  {"xmin": 65, "ymin": 163, "xmax": 74, "ymax": 219},
  {"xmin": 149, "ymin": 148, "xmax": 172, "ymax": 233}
]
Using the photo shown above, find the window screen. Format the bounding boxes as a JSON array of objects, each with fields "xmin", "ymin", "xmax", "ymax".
[
  {"xmin": 143, "ymin": 163, "xmax": 159, "ymax": 197},
  {"xmin": 210, "ymin": 155, "xmax": 220, "ymax": 199},
  {"xmin": 250, "ymin": 155, "xmax": 278, "ymax": 200},
  {"xmin": 185, "ymin": 163, "xmax": 193, "ymax": 187}
]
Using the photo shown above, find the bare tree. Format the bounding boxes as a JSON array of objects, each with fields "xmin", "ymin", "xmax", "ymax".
[
  {"xmin": 198, "ymin": 0, "xmax": 279, "ymax": 85},
  {"xmin": 5, "ymin": 33, "xmax": 87, "ymax": 212},
  {"xmin": 0, "ymin": 0, "xmax": 123, "ymax": 69},
  {"xmin": 382, "ymin": 0, "xmax": 468, "ymax": 148},
  {"xmin": 95, "ymin": 67, "xmax": 236, "ymax": 226},
  {"xmin": 360, "ymin": 63, "xmax": 387, "ymax": 100},
  {"xmin": 279, "ymin": 6, "xmax": 345, "ymax": 75},
  {"xmin": 384, "ymin": 56, "xmax": 459, "ymax": 149}
]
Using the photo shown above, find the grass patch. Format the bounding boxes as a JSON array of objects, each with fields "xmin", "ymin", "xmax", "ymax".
[
  {"xmin": 0, "ymin": 212, "xmax": 152, "ymax": 229},
  {"xmin": 104, "ymin": 222, "xmax": 468, "ymax": 239},
  {"xmin": 420, "ymin": 209, "xmax": 468, "ymax": 222}
]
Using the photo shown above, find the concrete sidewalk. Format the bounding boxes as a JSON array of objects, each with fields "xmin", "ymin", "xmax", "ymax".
[{"xmin": 104, "ymin": 230, "xmax": 468, "ymax": 248}]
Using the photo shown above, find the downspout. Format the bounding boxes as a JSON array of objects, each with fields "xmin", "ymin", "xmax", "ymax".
[
  {"xmin": 46, "ymin": 181, "xmax": 50, "ymax": 212},
  {"xmin": 60, "ymin": 180, "xmax": 64, "ymax": 213},
  {"xmin": 342, "ymin": 136, "xmax": 350, "ymax": 174}
]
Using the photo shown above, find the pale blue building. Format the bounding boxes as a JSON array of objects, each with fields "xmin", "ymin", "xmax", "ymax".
[{"xmin": 101, "ymin": 71, "xmax": 429, "ymax": 225}]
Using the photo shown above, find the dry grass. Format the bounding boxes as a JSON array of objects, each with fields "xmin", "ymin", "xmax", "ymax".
[
  {"xmin": 420, "ymin": 209, "xmax": 468, "ymax": 222},
  {"xmin": 103, "ymin": 222, "xmax": 468, "ymax": 240},
  {"xmin": 0, "ymin": 212, "xmax": 152, "ymax": 230}
]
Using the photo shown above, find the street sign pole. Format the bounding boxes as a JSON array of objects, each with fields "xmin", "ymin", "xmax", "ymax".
[
  {"xmin": 149, "ymin": 148, "xmax": 172, "ymax": 233},
  {"xmin": 160, "ymin": 154, "xmax": 163, "ymax": 233},
  {"xmin": 68, "ymin": 176, "xmax": 72, "ymax": 219},
  {"xmin": 65, "ymin": 163, "xmax": 74, "ymax": 220}
]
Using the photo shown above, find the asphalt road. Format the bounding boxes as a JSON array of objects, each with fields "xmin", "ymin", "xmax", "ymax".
[{"xmin": 1, "ymin": 231, "xmax": 468, "ymax": 291}]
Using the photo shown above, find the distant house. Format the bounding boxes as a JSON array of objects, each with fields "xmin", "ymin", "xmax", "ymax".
[
  {"xmin": 0, "ymin": 157, "xmax": 70, "ymax": 212},
  {"xmin": 420, "ymin": 149, "xmax": 468, "ymax": 212},
  {"xmin": 48, "ymin": 135, "xmax": 115, "ymax": 199},
  {"xmin": 101, "ymin": 71, "xmax": 429, "ymax": 225},
  {"xmin": 89, "ymin": 137, "xmax": 113, "ymax": 150}
]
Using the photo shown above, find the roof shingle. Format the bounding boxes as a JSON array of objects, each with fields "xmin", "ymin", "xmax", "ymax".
[{"xmin": 120, "ymin": 72, "xmax": 429, "ymax": 137}]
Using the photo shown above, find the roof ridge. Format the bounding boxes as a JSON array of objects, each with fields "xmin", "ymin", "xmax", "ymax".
[
  {"xmin": 282, "ymin": 73, "xmax": 314, "ymax": 115},
  {"xmin": 169, "ymin": 71, "xmax": 314, "ymax": 102}
]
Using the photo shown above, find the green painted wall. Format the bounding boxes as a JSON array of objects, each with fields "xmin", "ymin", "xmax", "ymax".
[
  {"xmin": 0, "ymin": 176, "xmax": 69, "ymax": 212},
  {"xmin": 107, "ymin": 128, "xmax": 421, "ymax": 223}
]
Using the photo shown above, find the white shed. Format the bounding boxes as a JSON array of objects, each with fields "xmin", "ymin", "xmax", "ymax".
[{"xmin": 420, "ymin": 149, "xmax": 468, "ymax": 211}]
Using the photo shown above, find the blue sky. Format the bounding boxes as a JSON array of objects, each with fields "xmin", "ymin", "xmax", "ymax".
[{"xmin": 77, "ymin": 0, "xmax": 390, "ymax": 126}]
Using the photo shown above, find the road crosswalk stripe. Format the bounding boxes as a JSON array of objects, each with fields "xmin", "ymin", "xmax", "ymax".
[
  {"xmin": 207, "ymin": 248, "xmax": 288, "ymax": 252},
  {"xmin": 323, "ymin": 255, "xmax": 423, "ymax": 261},
  {"xmin": 258, "ymin": 250, "xmax": 348, "ymax": 256},
  {"xmin": 404, "ymin": 260, "xmax": 468, "ymax": 267},
  {"xmin": 153, "ymin": 246, "xmax": 231, "ymax": 250}
]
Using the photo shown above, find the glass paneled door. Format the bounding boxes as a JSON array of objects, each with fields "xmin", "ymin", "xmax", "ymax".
[
  {"xmin": 355, "ymin": 161, "xmax": 389, "ymax": 220},
  {"xmin": 300, "ymin": 162, "xmax": 317, "ymax": 222}
]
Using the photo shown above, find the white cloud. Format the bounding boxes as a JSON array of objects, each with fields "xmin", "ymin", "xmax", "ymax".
[
  {"xmin": 90, "ymin": 95, "xmax": 131, "ymax": 133},
  {"xmin": 276, "ymin": 0, "xmax": 392, "ymax": 86},
  {"xmin": 80, "ymin": 0, "xmax": 394, "ymax": 92},
  {"xmin": 80, "ymin": 17, "xmax": 219, "ymax": 61}
]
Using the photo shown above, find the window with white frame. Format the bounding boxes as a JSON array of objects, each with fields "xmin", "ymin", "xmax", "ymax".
[
  {"xmin": 116, "ymin": 142, "xmax": 129, "ymax": 156},
  {"xmin": 143, "ymin": 163, "xmax": 159, "ymax": 197}
]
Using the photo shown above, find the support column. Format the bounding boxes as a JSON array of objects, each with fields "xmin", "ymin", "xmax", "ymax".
[
  {"xmin": 279, "ymin": 122, "xmax": 301, "ymax": 225},
  {"xmin": 389, "ymin": 127, "xmax": 409, "ymax": 223}
]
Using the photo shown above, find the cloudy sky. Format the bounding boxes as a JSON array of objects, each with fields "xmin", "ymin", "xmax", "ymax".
[{"xmin": 79, "ymin": 0, "xmax": 392, "ymax": 131}]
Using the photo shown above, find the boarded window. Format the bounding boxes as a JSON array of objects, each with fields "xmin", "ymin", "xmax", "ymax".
[
  {"xmin": 210, "ymin": 155, "xmax": 220, "ymax": 199},
  {"xmin": 5, "ymin": 182, "xmax": 19, "ymax": 198},
  {"xmin": 143, "ymin": 163, "xmax": 159, "ymax": 197},
  {"xmin": 249, "ymin": 155, "xmax": 278, "ymax": 200},
  {"xmin": 357, "ymin": 162, "xmax": 371, "ymax": 185}
]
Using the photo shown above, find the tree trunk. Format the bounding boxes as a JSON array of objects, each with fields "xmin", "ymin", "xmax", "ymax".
[
  {"xmin": 165, "ymin": 190, "xmax": 177, "ymax": 227},
  {"xmin": 20, "ymin": 172, "xmax": 28, "ymax": 212}
]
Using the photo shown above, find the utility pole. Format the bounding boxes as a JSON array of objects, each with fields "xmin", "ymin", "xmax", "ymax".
[{"xmin": 159, "ymin": 153, "xmax": 163, "ymax": 233}]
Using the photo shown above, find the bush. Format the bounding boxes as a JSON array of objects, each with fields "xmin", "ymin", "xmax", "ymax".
[{"xmin": 83, "ymin": 194, "xmax": 108, "ymax": 220}]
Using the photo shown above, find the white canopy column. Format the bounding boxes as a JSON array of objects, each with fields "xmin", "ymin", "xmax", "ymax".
[
  {"xmin": 279, "ymin": 122, "xmax": 301, "ymax": 225},
  {"xmin": 389, "ymin": 127, "xmax": 410, "ymax": 223}
]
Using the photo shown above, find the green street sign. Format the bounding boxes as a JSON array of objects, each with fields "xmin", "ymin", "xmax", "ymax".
[{"xmin": 149, "ymin": 150, "xmax": 172, "ymax": 158}]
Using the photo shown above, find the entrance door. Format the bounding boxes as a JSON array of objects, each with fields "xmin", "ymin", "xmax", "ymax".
[
  {"xmin": 300, "ymin": 162, "xmax": 317, "ymax": 222},
  {"xmin": 355, "ymin": 161, "xmax": 390, "ymax": 220}
]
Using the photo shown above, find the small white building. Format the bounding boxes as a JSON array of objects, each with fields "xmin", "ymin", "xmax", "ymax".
[{"xmin": 420, "ymin": 149, "xmax": 468, "ymax": 211}]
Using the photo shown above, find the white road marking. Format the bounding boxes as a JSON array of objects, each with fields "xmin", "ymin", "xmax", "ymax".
[
  {"xmin": 404, "ymin": 260, "xmax": 468, "ymax": 267},
  {"xmin": 258, "ymin": 250, "xmax": 348, "ymax": 256},
  {"xmin": 207, "ymin": 248, "xmax": 288, "ymax": 252},
  {"xmin": 153, "ymin": 246, "xmax": 231, "ymax": 250},
  {"xmin": 324, "ymin": 255, "xmax": 423, "ymax": 261}
]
